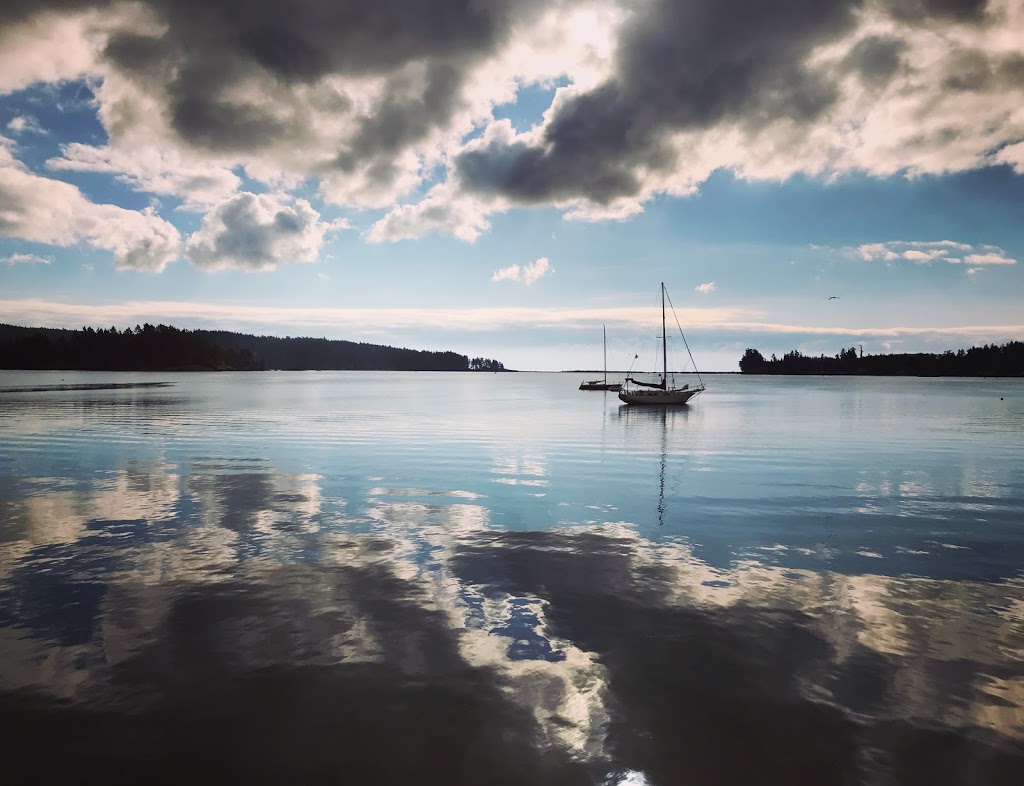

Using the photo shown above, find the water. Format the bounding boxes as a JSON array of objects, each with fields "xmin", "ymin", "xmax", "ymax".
[{"xmin": 1, "ymin": 370, "xmax": 1022, "ymax": 785}]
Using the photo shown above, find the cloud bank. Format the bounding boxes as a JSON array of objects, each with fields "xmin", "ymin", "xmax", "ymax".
[
  {"xmin": 0, "ymin": 141, "xmax": 181, "ymax": 272},
  {"xmin": 852, "ymin": 240, "xmax": 1017, "ymax": 265},
  {"xmin": 2, "ymin": 297, "xmax": 1021, "ymax": 340},
  {"xmin": 0, "ymin": 0, "xmax": 1020, "ymax": 260}
]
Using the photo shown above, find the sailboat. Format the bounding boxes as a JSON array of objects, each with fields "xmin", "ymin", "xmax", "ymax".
[
  {"xmin": 579, "ymin": 324, "xmax": 622, "ymax": 391},
  {"xmin": 618, "ymin": 283, "xmax": 705, "ymax": 406}
]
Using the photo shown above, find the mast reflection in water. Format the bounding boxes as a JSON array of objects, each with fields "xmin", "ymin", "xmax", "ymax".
[{"xmin": 1, "ymin": 370, "xmax": 1022, "ymax": 785}]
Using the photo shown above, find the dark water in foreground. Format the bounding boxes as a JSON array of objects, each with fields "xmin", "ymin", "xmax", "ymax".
[{"xmin": 1, "ymin": 371, "xmax": 1023, "ymax": 785}]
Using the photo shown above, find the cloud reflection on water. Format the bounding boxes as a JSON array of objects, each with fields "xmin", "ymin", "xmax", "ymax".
[{"xmin": 0, "ymin": 453, "xmax": 1022, "ymax": 784}]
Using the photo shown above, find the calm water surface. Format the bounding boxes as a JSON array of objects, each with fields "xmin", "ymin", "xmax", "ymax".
[{"xmin": 1, "ymin": 371, "xmax": 1023, "ymax": 785}]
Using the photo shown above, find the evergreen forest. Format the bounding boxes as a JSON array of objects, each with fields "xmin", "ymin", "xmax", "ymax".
[
  {"xmin": 0, "ymin": 324, "xmax": 507, "ymax": 372},
  {"xmin": 739, "ymin": 342, "xmax": 1024, "ymax": 376}
]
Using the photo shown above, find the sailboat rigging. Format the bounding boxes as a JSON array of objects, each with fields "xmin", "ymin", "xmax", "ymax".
[
  {"xmin": 618, "ymin": 283, "xmax": 705, "ymax": 406},
  {"xmin": 579, "ymin": 324, "xmax": 622, "ymax": 391}
]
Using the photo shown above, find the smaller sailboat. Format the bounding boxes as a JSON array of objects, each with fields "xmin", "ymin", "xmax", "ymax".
[
  {"xmin": 618, "ymin": 283, "xmax": 705, "ymax": 406},
  {"xmin": 579, "ymin": 324, "xmax": 622, "ymax": 391}
]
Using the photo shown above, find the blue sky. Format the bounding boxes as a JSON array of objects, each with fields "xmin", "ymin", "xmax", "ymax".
[{"xmin": 1, "ymin": 0, "xmax": 1022, "ymax": 371}]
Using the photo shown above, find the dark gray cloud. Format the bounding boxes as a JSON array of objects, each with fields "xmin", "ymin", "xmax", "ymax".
[
  {"xmin": 842, "ymin": 36, "xmax": 908, "ymax": 86},
  {"xmin": 337, "ymin": 61, "xmax": 466, "ymax": 170},
  {"xmin": 457, "ymin": 125, "xmax": 644, "ymax": 205},
  {"xmin": 886, "ymin": 0, "xmax": 990, "ymax": 23},
  {"xmin": 456, "ymin": 0, "xmax": 862, "ymax": 204},
  {"xmin": 11, "ymin": 0, "xmax": 512, "ymax": 81},
  {"xmin": 97, "ymin": 0, "xmax": 540, "ymax": 166},
  {"xmin": 0, "ymin": 0, "xmax": 111, "ymax": 25},
  {"xmin": 170, "ymin": 95, "xmax": 289, "ymax": 153},
  {"xmin": 941, "ymin": 49, "xmax": 1024, "ymax": 93}
]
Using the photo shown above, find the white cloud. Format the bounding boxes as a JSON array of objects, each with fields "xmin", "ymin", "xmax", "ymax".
[
  {"xmin": 49, "ymin": 143, "xmax": 241, "ymax": 209},
  {"xmin": 963, "ymin": 252, "xmax": 1017, "ymax": 266},
  {"xmin": 902, "ymin": 249, "xmax": 939, "ymax": 262},
  {"xmin": 185, "ymin": 192, "xmax": 348, "ymax": 271},
  {"xmin": 0, "ymin": 144, "xmax": 182, "ymax": 272},
  {"xmin": 850, "ymin": 241, "xmax": 1017, "ymax": 267},
  {"xmin": 523, "ymin": 256, "xmax": 551, "ymax": 284},
  {"xmin": 2, "ymin": 253, "xmax": 51, "ymax": 266},
  {"xmin": 993, "ymin": 140, "xmax": 1024, "ymax": 174},
  {"xmin": 695, "ymin": 282, "xmax": 716, "ymax": 293},
  {"xmin": 855, "ymin": 243, "xmax": 899, "ymax": 262},
  {"xmin": 491, "ymin": 257, "xmax": 551, "ymax": 285},
  {"xmin": 366, "ymin": 183, "xmax": 496, "ymax": 244},
  {"xmin": 0, "ymin": 10, "xmax": 104, "ymax": 93},
  {"xmin": 906, "ymin": 241, "xmax": 972, "ymax": 251},
  {"xmin": 491, "ymin": 264, "xmax": 522, "ymax": 283},
  {"xmin": 5, "ymin": 116, "xmax": 45, "ymax": 135}
]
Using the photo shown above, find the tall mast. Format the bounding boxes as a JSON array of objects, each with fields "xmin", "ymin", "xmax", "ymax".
[
  {"xmin": 602, "ymin": 324, "xmax": 607, "ymax": 384},
  {"xmin": 661, "ymin": 282, "xmax": 667, "ymax": 387}
]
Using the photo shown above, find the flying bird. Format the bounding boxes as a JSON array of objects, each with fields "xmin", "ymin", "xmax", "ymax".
[{"xmin": 828, "ymin": 296, "xmax": 839, "ymax": 300}]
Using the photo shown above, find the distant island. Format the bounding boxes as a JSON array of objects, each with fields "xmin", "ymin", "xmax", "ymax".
[
  {"xmin": 0, "ymin": 323, "xmax": 508, "ymax": 372},
  {"xmin": 739, "ymin": 341, "xmax": 1024, "ymax": 376}
]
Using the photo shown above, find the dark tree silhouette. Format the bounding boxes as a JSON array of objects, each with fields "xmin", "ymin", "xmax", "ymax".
[
  {"xmin": 0, "ymin": 323, "xmax": 262, "ymax": 371},
  {"xmin": 468, "ymin": 357, "xmax": 506, "ymax": 371},
  {"xmin": 739, "ymin": 348, "xmax": 766, "ymax": 373},
  {"xmin": 0, "ymin": 324, "xmax": 510, "ymax": 372},
  {"xmin": 193, "ymin": 330, "xmax": 483, "ymax": 371},
  {"xmin": 737, "ymin": 342, "xmax": 1024, "ymax": 377}
]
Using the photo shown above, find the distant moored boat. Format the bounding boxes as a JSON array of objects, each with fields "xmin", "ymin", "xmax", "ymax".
[{"xmin": 579, "ymin": 324, "xmax": 622, "ymax": 391}]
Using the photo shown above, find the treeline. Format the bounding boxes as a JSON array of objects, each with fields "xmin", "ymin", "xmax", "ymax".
[
  {"xmin": 0, "ymin": 324, "xmax": 262, "ymax": 371},
  {"xmin": 0, "ymin": 323, "xmax": 508, "ymax": 372},
  {"xmin": 469, "ymin": 357, "xmax": 506, "ymax": 371},
  {"xmin": 193, "ymin": 330, "xmax": 476, "ymax": 371},
  {"xmin": 739, "ymin": 342, "xmax": 1024, "ymax": 376}
]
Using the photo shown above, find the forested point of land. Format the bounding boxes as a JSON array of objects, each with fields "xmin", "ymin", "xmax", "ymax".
[
  {"xmin": 0, "ymin": 324, "xmax": 507, "ymax": 372},
  {"xmin": 739, "ymin": 342, "xmax": 1024, "ymax": 376}
]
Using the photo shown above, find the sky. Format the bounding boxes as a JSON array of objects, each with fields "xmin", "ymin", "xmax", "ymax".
[{"xmin": 0, "ymin": 0, "xmax": 1022, "ymax": 372}]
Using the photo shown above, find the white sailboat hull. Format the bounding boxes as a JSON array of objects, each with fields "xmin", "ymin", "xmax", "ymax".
[{"xmin": 617, "ymin": 386, "xmax": 703, "ymax": 406}]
